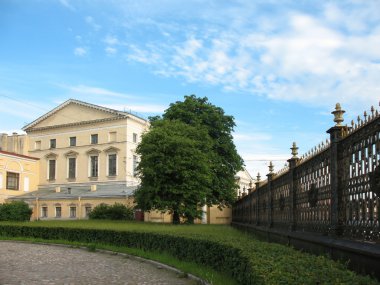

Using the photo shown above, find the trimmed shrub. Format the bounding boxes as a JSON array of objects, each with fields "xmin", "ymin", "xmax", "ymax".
[
  {"xmin": 0, "ymin": 222, "xmax": 377, "ymax": 285},
  {"xmin": 0, "ymin": 201, "xmax": 32, "ymax": 221},
  {"xmin": 89, "ymin": 203, "xmax": 134, "ymax": 220}
]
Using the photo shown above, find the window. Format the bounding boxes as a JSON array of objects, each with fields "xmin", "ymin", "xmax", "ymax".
[
  {"xmin": 6, "ymin": 172, "xmax": 19, "ymax": 190},
  {"xmin": 109, "ymin": 131, "xmax": 116, "ymax": 142},
  {"xmin": 91, "ymin": 134, "xmax": 98, "ymax": 144},
  {"xmin": 55, "ymin": 206, "xmax": 61, "ymax": 218},
  {"xmin": 50, "ymin": 139, "xmax": 56, "ymax": 149},
  {"xmin": 35, "ymin": 141, "xmax": 41, "ymax": 150},
  {"xmin": 41, "ymin": 206, "xmax": 48, "ymax": 218},
  {"xmin": 133, "ymin": 155, "xmax": 138, "ymax": 176},
  {"xmin": 108, "ymin": 154, "xmax": 117, "ymax": 176},
  {"xmin": 90, "ymin": 156, "xmax": 98, "ymax": 177},
  {"xmin": 68, "ymin": 157, "xmax": 76, "ymax": 179},
  {"xmin": 70, "ymin": 206, "xmax": 76, "ymax": 218},
  {"xmin": 48, "ymin": 159, "xmax": 56, "ymax": 180},
  {"xmin": 85, "ymin": 206, "xmax": 92, "ymax": 218},
  {"xmin": 69, "ymin": 136, "xmax": 76, "ymax": 146},
  {"xmin": 133, "ymin": 133, "xmax": 138, "ymax": 143}
]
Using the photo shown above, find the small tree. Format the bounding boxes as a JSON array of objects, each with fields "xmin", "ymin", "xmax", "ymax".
[{"xmin": 0, "ymin": 201, "xmax": 32, "ymax": 221}]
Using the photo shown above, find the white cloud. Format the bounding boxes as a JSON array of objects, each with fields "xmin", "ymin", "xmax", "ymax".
[
  {"xmin": 60, "ymin": 84, "xmax": 135, "ymax": 99},
  {"xmin": 113, "ymin": 2, "xmax": 380, "ymax": 111},
  {"xmin": 105, "ymin": 47, "xmax": 117, "ymax": 55},
  {"xmin": 74, "ymin": 47, "xmax": 87, "ymax": 56},
  {"xmin": 104, "ymin": 35, "xmax": 119, "ymax": 45},
  {"xmin": 58, "ymin": 0, "xmax": 74, "ymax": 11},
  {"xmin": 126, "ymin": 45, "xmax": 161, "ymax": 64},
  {"xmin": 85, "ymin": 16, "xmax": 101, "ymax": 31}
]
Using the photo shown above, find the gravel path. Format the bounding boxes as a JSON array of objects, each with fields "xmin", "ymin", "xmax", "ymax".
[{"xmin": 0, "ymin": 241, "xmax": 199, "ymax": 285}]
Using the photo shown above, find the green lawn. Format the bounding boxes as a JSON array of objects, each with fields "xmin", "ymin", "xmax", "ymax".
[{"xmin": 0, "ymin": 220, "xmax": 378, "ymax": 285}]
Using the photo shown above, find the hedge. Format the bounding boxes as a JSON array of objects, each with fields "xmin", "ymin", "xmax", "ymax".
[
  {"xmin": 0, "ymin": 223, "xmax": 377, "ymax": 285},
  {"xmin": 0, "ymin": 224, "xmax": 254, "ymax": 284}
]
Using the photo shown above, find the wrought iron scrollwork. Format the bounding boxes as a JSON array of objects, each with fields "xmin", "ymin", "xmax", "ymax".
[
  {"xmin": 369, "ymin": 165, "xmax": 380, "ymax": 196},
  {"xmin": 279, "ymin": 194, "xmax": 285, "ymax": 211},
  {"xmin": 308, "ymin": 183, "xmax": 318, "ymax": 207}
]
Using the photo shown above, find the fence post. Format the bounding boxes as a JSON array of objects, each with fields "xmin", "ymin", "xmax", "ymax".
[
  {"xmin": 255, "ymin": 173, "xmax": 261, "ymax": 226},
  {"xmin": 267, "ymin": 162, "xmax": 274, "ymax": 228},
  {"xmin": 327, "ymin": 103, "xmax": 346, "ymax": 237},
  {"xmin": 288, "ymin": 142, "xmax": 299, "ymax": 231}
]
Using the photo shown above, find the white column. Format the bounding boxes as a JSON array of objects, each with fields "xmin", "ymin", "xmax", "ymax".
[
  {"xmin": 201, "ymin": 205, "xmax": 208, "ymax": 224},
  {"xmin": 24, "ymin": 176, "xmax": 29, "ymax": 192}
]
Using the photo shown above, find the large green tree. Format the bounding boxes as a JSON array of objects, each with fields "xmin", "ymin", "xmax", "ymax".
[
  {"xmin": 135, "ymin": 119, "xmax": 213, "ymax": 223},
  {"xmin": 163, "ymin": 95, "xmax": 244, "ymax": 207},
  {"xmin": 134, "ymin": 95, "xmax": 243, "ymax": 224}
]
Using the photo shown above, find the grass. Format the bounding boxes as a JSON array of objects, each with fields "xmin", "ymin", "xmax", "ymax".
[{"xmin": 0, "ymin": 220, "xmax": 378, "ymax": 285}]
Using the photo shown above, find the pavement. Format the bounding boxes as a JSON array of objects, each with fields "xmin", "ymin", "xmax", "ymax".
[{"xmin": 0, "ymin": 241, "xmax": 200, "ymax": 285}]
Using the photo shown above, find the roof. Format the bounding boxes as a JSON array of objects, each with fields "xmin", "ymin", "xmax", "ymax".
[
  {"xmin": 9, "ymin": 184, "xmax": 137, "ymax": 201},
  {"xmin": 22, "ymin": 98, "xmax": 147, "ymax": 131},
  {"xmin": 0, "ymin": 150, "xmax": 39, "ymax": 161}
]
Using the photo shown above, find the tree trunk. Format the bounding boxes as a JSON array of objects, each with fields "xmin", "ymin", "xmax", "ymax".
[
  {"xmin": 186, "ymin": 215, "xmax": 194, "ymax": 224},
  {"xmin": 172, "ymin": 210, "xmax": 180, "ymax": 224}
]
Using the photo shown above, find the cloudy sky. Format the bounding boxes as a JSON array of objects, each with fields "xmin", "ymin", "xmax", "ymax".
[{"xmin": 0, "ymin": 0, "xmax": 379, "ymax": 178}]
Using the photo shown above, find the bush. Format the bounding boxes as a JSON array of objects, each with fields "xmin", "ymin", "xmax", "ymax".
[
  {"xmin": 89, "ymin": 203, "xmax": 134, "ymax": 220},
  {"xmin": 0, "ymin": 223, "xmax": 377, "ymax": 285},
  {"xmin": 0, "ymin": 201, "xmax": 32, "ymax": 221}
]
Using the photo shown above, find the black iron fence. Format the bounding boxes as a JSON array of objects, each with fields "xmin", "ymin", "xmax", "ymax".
[{"xmin": 233, "ymin": 104, "xmax": 380, "ymax": 243}]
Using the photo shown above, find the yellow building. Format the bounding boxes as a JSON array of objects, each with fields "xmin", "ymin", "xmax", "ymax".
[
  {"xmin": 0, "ymin": 150, "xmax": 39, "ymax": 203},
  {"xmin": 3, "ymin": 99, "xmax": 252, "ymax": 223},
  {"xmin": 0, "ymin": 132, "xmax": 29, "ymax": 155},
  {"xmin": 144, "ymin": 168, "xmax": 254, "ymax": 224},
  {"xmin": 9, "ymin": 99, "xmax": 148, "ymax": 220}
]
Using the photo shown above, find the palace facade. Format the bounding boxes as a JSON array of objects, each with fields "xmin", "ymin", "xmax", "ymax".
[{"xmin": 0, "ymin": 99, "xmax": 253, "ymax": 223}]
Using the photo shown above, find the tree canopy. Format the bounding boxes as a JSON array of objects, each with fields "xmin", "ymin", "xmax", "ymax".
[{"xmin": 134, "ymin": 95, "xmax": 243, "ymax": 223}]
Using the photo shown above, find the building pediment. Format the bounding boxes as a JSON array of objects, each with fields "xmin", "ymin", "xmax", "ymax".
[
  {"xmin": 22, "ymin": 99, "xmax": 129, "ymax": 132},
  {"xmin": 64, "ymin": 150, "xmax": 79, "ymax": 157},
  {"xmin": 104, "ymin": 146, "xmax": 120, "ymax": 153},
  {"xmin": 86, "ymin": 148, "xmax": 101, "ymax": 155},
  {"xmin": 45, "ymin": 152, "xmax": 58, "ymax": 159}
]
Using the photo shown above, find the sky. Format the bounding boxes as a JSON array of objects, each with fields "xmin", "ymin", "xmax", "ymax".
[{"xmin": 1, "ymin": 0, "xmax": 379, "ymax": 179}]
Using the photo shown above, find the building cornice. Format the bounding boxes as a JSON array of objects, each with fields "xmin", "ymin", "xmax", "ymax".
[
  {"xmin": 0, "ymin": 150, "xmax": 39, "ymax": 161},
  {"xmin": 26, "ymin": 116, "xmax": 126, "ymax": 133},
  {"xmin": 23, "ymin": 98, "xmax": 148, "ymax": 132}
]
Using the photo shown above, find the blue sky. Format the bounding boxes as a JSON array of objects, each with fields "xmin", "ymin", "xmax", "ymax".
[{"xmin": 1, "ymin": 0, "xmax": 379, "ymax": 178}]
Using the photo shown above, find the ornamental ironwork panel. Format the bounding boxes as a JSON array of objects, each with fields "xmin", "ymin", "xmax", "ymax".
[
  {"xmin": 340, "ymin": 118, "xmax": 380, "ymax": 242},
  {"xmin": 295, "ymin": 149, "xmax": 331, "ymax": 234},
  {"xmin": 258, "ymin": 183, "xmax": 269, "ymax": 227},
  {"xmin": 272, "ymin": 172, "xmax": 291, "ymax": 229}
]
